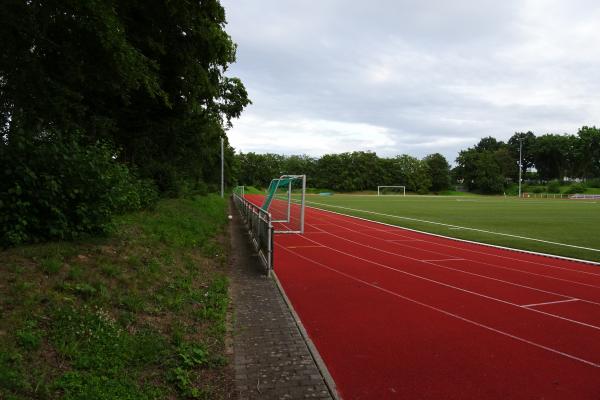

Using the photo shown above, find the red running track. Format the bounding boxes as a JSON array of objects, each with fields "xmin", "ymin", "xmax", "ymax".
[{"xmin": 245, "ymin": 195, "xmax": 600, "ymax": 399}]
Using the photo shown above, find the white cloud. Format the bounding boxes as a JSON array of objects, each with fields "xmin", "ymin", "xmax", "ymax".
[
  {"xmin": 228, "ymin": 114, "xmax": 395, "ymax": 156},
  {"xmin": 221, "ymin": 0, "xmax": 600, "ymax": 162}
]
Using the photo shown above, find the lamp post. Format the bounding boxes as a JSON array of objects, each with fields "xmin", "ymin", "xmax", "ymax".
[
  {"xmin": 220, "ymin": 137, "xmax": 224, "ymax": 198},
  {"xmin": 518, "ymin": 135, "xmax": 523, "ymax": 198}
]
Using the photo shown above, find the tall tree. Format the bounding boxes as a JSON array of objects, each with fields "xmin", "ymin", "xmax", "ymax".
[
  {"xmin": 394, "ymin": 155, "xmax": 431, "ymax": 194},
  {"xmin": 574, "ymin": 126, "xmax": 600, "ymax": 179},
  {"xmin": 0, "ymin": 0, "xmax": 250, "ymax": 190},
  {"xmin": 532, "ymin": 134, "xmax": 570, "ymax": 181},
  {"xmin": 473, "ymin": 152, "xmax": 505, "ymax": 193},
  {"xmin": 508, "ymin": 131, "xmax": 536, "ymax": 180},
  {"xmin": 237, "ymin": 153, "xmax": 284, "ymax": 188},
  {"xmin": 423, "ymin": 153, "xmax": 450, "ymax": 191},
  {"xmin": 493, "ymin": 147, "xmax": 515, "ymax": 182},
  {"xmin": 348, "ymin": 151, "xmax": 382, "ymax": 191},
  {"xmin": 475, "ymin": 136, "xmax": 503, "ymax": 152},
  {"xmin": 455, "ymin": 147, "xmax": 505, "ymax": 194},
  {"xmin": 314, "ymin": 154, "xmax": 345, "ymax": 190}
]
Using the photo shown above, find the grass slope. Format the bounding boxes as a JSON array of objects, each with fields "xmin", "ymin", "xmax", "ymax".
[
  {"xmin": 304, "ymin": 194, "xmax": 600, "ymax": 263},
  {"xmin": 0, "ymin": 195, "xmax": 232, "ymax": 399}
]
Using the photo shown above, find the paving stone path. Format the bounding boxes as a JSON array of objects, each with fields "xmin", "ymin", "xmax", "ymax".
[{"xmin": 229, "ymin": 206, "xmax": 334, "ymax": 400}]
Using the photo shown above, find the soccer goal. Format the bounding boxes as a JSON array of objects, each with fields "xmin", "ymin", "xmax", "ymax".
[
  {"xmin": 377, "ymin": 186, "xmax": 406, "ymax": 196},
  {"xmin": 262, "ymin": 175, "xmax": 306, "ymax": 234}
]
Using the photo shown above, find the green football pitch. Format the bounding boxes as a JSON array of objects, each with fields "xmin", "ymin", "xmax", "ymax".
[{"xmin": 301, "ymin": 194, "xmax": 600, "ymax": 263}]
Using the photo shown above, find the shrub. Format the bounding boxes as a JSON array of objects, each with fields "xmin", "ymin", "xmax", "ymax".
[
  {"xmin": 531, "ymin": 186, "xmax": 544, "ymax": 193},
  {"xmin": 0, "ymin": 132, "xmax": 158, "ymax": 247},
  {"xmin": 111, "ymin": 175, "xmax": 159, "ymax": 214},
  {"xmin": 547, "ymin": 181, "xmax": 561, "ymax": 193},
  {"xmin": 586, "ymin": 178, "xmax": 600, "ymax": 188},
  {"xmin": 565, "ymin": 183, "xmax": 587, "ymax": 194}
]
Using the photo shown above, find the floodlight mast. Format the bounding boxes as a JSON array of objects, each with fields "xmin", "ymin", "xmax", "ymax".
[
  {"xmin": 287, "ymin": 179, "xmax": 292, "ymax": 222},
  {"xmin": 220, "ymin": 137, "xmax": 224, "ymax": 198},
  {"xmin": 518, "ymin": 136, "xmax": 523, "ymax": 198}
]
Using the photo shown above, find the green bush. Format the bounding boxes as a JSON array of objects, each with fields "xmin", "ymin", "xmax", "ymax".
[
  {"xmin": 111, "ymin": 176, "xmax": 159, "ymax": 213},
  {"xmin": 565, "ymin": 182, "xmax": 587, "ymax": 194},
  {"xmin": 0, "ymin": 132, "xmax": 158, "ymax": 247},
  {"xmin": 547, "ymin": 181, "xmax": 561, "ymax": 193},
  {"xmin": 504, "ymin": 184, "xmax": 518, "ymax": 196},
  {"xmin": 144, "ymin": 161, "xmax": 215, "ymax": 198},
  {"xmin": 586, "ymin": 178, "xmax": 600, "ymax": 188}
]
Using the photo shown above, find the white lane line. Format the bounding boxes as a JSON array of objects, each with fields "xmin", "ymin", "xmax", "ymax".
[
  {"xmin": 522, "ymin": 299, "xmax": 580, "ymax": 308},
  {"xmin": 305, "ymin": 200, "xmax": 600, "ymax": 256},
  {"xmin": 286, "ymin": 245, "xmax": 325, "ymax": 249},
  {"xmin": 313, "ymin": 213, "xmax": 600, "ymax": 292},
  {"xmin": 272, "ymin": 200, "xmax": 600, "ymax": 310},
  {"xmin": 296, "ymin": 229, "xmax": 600, "ymax": 331},
  {"xmin": 278, "ymin": 245, "xmax": 600, "ymax": 369},
  {"xmin": 421, "ymin": 258, "xmax": 466, "ymax": 262},
  {"xmin": 309, "ymin": 206, "xmax": 600, "ymax": 277},
  {"xmin": 278, "ymin": 202, "xmax": 600, "ymax": 308},
  {"xmin": 305, "ymin": 216, "xmax": 600, "ymax": 306}
]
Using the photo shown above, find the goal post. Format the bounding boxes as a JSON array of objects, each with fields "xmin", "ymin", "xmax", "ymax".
[
  {"xmin": 233, "ymin": 185, "xmax": 245, "ymax": 197},
  {"xmin": 262, "ymin": 175, "xmax": 306, "ymax": 234},
  {"xmin": 377, "ymin": 185, "xmax": 406, "ymax": 196},
  {"xmin": 231, "ymin": 176, "xmax": 306, "ymax": 276}
]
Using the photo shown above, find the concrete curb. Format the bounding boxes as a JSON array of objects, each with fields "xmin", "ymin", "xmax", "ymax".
[{"xmin": 272, "ymin": 271, "xmax": 341, "ymax": 400}]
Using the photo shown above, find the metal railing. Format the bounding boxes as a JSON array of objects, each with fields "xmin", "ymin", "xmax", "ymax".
[
  {"xmin": 569, "ymin": 193, "xmax": 600, "ymax": 200},
  {"xmin": 521, "ymin": 192, "xmax": 600, "ymax": 199},
  {"xmin": 232, "ymin": 192, "xmax": 274, "ymax": 275},
  {"xmin": 521, "ymin": 192, "xmax": 569, "ymax": 199}
]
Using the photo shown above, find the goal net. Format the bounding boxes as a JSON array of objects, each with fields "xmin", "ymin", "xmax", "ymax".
[
  {"xmin": 262, "ymin": 175, "xmax": 306, "ymax": 233},
  {"xmin": 377, "ymin": 186, "xmax": 406, "ymax": 196}
]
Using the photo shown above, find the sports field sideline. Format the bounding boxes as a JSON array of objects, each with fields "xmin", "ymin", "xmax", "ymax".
[
  {"xmin": 302, "ymin": 193, "xmax": 600, "ymax": 263},
  {"xmin": 245, "ymin": 194, "xmax": 600, "ymax": 399}
]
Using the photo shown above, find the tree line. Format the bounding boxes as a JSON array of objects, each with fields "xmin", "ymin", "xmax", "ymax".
[
  {"xmin": 455, "ymin": 127, "xmax": 600, "ymax": 193},
  {"xmin": 235, "ymin": 151, "xmax": 451, "ymax": 194},
  {"xmin": 235, "ymin": 126, "xmax": 600, "ymax": 194}
]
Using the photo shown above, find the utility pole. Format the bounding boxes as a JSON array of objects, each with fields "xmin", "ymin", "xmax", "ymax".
[
  {"xmin": 220, "ymin": 137, "xmax": 224, "ymax": 198},
  {"xmin": 518, "ymin": 135, "xmax": 523, "ymax": 198}
]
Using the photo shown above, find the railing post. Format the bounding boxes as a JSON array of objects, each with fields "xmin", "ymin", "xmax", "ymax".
[
  {"xmin": 300, "ymin": 175, "xmax": 306, "ymax": 234},
  {"xmin": 267, "ymin": 222, "xmax": 273, "ymax": 277}
]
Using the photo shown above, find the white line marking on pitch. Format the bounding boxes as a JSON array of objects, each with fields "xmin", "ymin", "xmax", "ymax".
[
  {"xmin": 280, "ymin": 203, "xmax": 600, "ymax": 304},
  {"xmin": 279, "ymin": 245, "xmax": 600, "ymax": 368},
  {"xmin": 286, "ymin": 245, "xmax": 324, "ymax": 249},
  {"xmin": 295, "ymin": 232, "xmax": 600, "ymax": 331},
  {"xmin": 330, "ymin": 214, "xmax": 600, "ymax": 290},
  {"xmin": 522, "ymin": 299, "xmax": 580, "ymax": 308},
  {"xmin": 307, "ymin": 204, "xmax": 600, "ymax": 277},
  {"xmin": 305, "ymin": 200, "xmax": 600, "ymax": 253},
  {"xmin": 308, "ymin": 213, "xmax": 600, "ymax": 295}
]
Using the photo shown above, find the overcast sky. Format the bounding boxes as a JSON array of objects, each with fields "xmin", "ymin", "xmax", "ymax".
[{"xmin": 220, "ymin": 0, "xmax": 600, "ymax": 162}]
